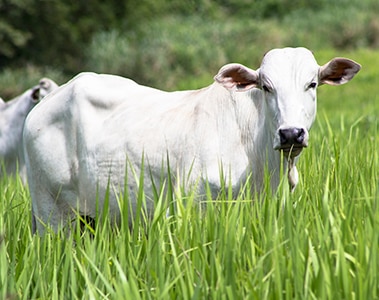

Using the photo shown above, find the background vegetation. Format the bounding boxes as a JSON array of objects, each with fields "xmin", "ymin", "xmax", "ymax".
[
  {"xmin": 1, "ymin": 0, "xmax": 379, "ymax": 95},
  {"xmin": 1, "ymin": 0, "xmax": 378, "ymax": 298}
]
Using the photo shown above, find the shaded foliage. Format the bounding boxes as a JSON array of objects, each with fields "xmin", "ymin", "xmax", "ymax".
[
  {"xmin": 0, "ymin": 0, "xmax": 31, "ymax": 60},
  {"xmin": 0, "ymin": 0, "xmax": 125, "ymax": 71},
  {"xmin": 0, "ymin": 0, "xmax": 378, "ymax": 93},
  {"xmin": 85, "ymin": 16, "xmax": 286, "ymax": 90}
]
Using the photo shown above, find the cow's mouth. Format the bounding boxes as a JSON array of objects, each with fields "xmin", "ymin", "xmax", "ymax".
[
  {"xmin": 274, "ymin": 127, "xmax": 309, "ymax": 158},
  {"xmin": 277, "ymin": 145, "xmax": 305, "ymax": 158}
]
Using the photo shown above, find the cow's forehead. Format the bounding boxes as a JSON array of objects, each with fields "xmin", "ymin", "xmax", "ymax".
[{"xmin": 260, "ymin": 47, "xmax": 319, "ymax": 80}]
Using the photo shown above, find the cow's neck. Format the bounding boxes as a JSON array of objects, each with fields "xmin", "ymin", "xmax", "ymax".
[
  {"xmin": 2, "ymin": 95, "xmax": 36, "ymax": 150},
  {"xmin": 6, "ymin": 94, "xmax": 36, "ymax": 120},
  {"xmin": 231, "ymin": 89, "xmax": 282, "ymax": 191}
]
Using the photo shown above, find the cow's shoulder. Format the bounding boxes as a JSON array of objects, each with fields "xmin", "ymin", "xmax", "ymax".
[
  {"xmin": 70, "ymin": 72, "xmax": 139, "ymax": 92},
  {"xmin": 66, "ymin": 72, "xmax": 148, "ymax": 110},
  {"xmin": 0, "ymin": 97, "xmax": 6, "ymax": 112}
]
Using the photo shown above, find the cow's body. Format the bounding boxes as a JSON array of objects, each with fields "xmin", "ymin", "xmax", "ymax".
[
  {"xmin": 0, "ymin": 78, "xmax": 58, "ymax": 180},
  {"xmin": 23, "ymin": 48, "xmax": 360, "ymax": 233}
]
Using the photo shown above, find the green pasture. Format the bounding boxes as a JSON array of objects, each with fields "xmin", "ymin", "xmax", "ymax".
[{"xmin": 0, "ymin": 47, "xmax": 378, "ymax": 299}]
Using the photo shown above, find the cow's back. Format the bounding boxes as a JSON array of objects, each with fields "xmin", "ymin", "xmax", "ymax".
[
  {"xmin": 24, "ymin": 73, "xmax": 171, "ymax": 231},
  {"xmin": 24, "ymin": 71, "xmax": 256, "ymax": 232}
]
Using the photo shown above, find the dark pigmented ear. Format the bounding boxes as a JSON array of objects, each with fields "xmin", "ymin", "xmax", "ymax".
[
  {"xmin": 31, "ymin": 86, "xmax": 40, "ymax": 102},
  {"xmin": 214, "ymin": 63, "xmax": 259, "ymax": 91},
  {"xmin": 319, "ymin": 58, "xmax": 361, "ymax": 86}
]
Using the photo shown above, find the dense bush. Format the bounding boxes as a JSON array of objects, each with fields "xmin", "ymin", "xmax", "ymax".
[
  {"xmin": 0, "ymin": 0, "xmax": 125, "ymax": 71},
  {"xmin": 85, "ymin": 2, "xmax": 379, "ymax": 90},
  {"xmin": 283, "ymin": 6, "xmax": 379, "ymax": 50},
  {"xmin": 86, "ymin": 17, "xmax": 287, "ymax": 90},
  {"xmin": 1, "ymin": 0, "xmax": 378, "ymax": 93}
]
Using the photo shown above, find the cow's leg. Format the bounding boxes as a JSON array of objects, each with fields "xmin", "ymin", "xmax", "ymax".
[
  {"xmin": 30, "ymin": 191, "xmax": 61, "ymax": 234},
  {"xmin": 31, "ymin": 208, "xmax": 37, "ymax": 234},
  {"xmin": 24, "ymin": 118, "xmax": 78, "ymax": 233},
  {"xmin": 30, "ymin": 186, "xmax": 76, "ymax": 234}
]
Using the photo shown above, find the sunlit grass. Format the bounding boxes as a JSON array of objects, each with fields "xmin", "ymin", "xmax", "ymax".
[
  {"xmin": 1, "ymin": 110, "xmax": 378, "ymax": 299},
  {"xmin": 1, "ymin": 48, "xmax": 378, "ymax": 299}
]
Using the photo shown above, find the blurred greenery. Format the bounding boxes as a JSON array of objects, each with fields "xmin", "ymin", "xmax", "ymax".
[
  {"xmin": 0, "ymin": 65, "xmax": 65, "ymax": 99},
  {"xmin": 1, "ymin": 3, "xmax": 378, "ymax": 298},
  {"xmin": 0, "ymin": 0, "xmax": 378, "ymax": 95}
]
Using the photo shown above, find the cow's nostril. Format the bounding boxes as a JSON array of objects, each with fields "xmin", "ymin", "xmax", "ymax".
[
  {"xmin": 279, "ymin": 128, "xmax": 305, "ymax": 146},
  {"xmin": 295, "ymin": 128, "xmax": 305, "ymax": 144}
]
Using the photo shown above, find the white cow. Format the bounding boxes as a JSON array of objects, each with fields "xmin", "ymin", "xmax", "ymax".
[
  {"xmin": 0, "ymin": 78, "xmax": 58, "ymax": 181},
  {"xmin": 23, "ymin": 47, "xmax": 360, "ymax": 233}
]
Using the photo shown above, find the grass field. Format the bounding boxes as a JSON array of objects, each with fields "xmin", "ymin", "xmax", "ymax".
[{"xmin": 0, "ymin": 49, "xmax": 378, "ymax": 299}]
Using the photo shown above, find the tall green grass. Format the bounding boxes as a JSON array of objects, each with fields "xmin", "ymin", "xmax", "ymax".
[
  {"xmin": 1, "ymin": 115, "xmax": 377, "ymax": 299},
  {"xmin": 1, "ymin": 49, "xmax": 378, "ymax": 299}
]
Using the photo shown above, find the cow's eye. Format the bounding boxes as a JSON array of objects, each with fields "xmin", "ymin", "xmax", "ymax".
[
  {"xmin": 262, "ymin": 85, "xmax": 270, "ymax": 92},
  {"xmin": 308, "ymin": 82, "xmax": 317, "ymax": 89}
]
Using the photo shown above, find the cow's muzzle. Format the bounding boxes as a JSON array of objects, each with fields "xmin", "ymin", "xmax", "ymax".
[{"xmin": 274, "ymin": 127, "xmax": 308, "ymax": 158}]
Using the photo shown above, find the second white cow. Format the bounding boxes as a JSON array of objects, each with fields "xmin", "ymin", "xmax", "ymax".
[
  {"xmin": 0, "ymin": 78, "xmax": 58, "ymax": 181},
  {"xmin": 23, "ymin": 47, "xmax": 360, "ymax": 233}
]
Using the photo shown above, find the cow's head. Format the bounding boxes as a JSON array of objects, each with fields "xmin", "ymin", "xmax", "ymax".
[
  {"xmin": 215, "ymin": 48, "xmax": 360, "ymax": 190},
  {"xmin": 31, "ymin": 78, "xmax": 59, "ymax": 103},
  {"xmin": 214, "ymin": 47, "xmax": 361, "ymax": 159}
]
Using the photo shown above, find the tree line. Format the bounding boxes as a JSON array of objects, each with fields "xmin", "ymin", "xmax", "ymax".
[{"xmin": 1, "ymin": 0, "xmax": 359, "ymax": 73}]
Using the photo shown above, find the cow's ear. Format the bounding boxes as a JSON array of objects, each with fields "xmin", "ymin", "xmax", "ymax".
[
  {"xmin": 214, "ymin": 63, "xmax": 259, "ymax": 91},
  {"xmin": 319, "ymin": 58, "xmax": 361, "ymax": 86},
  {"xmin": 31, "ymin": 86, "xmax": 40, "ymax": 102}
]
